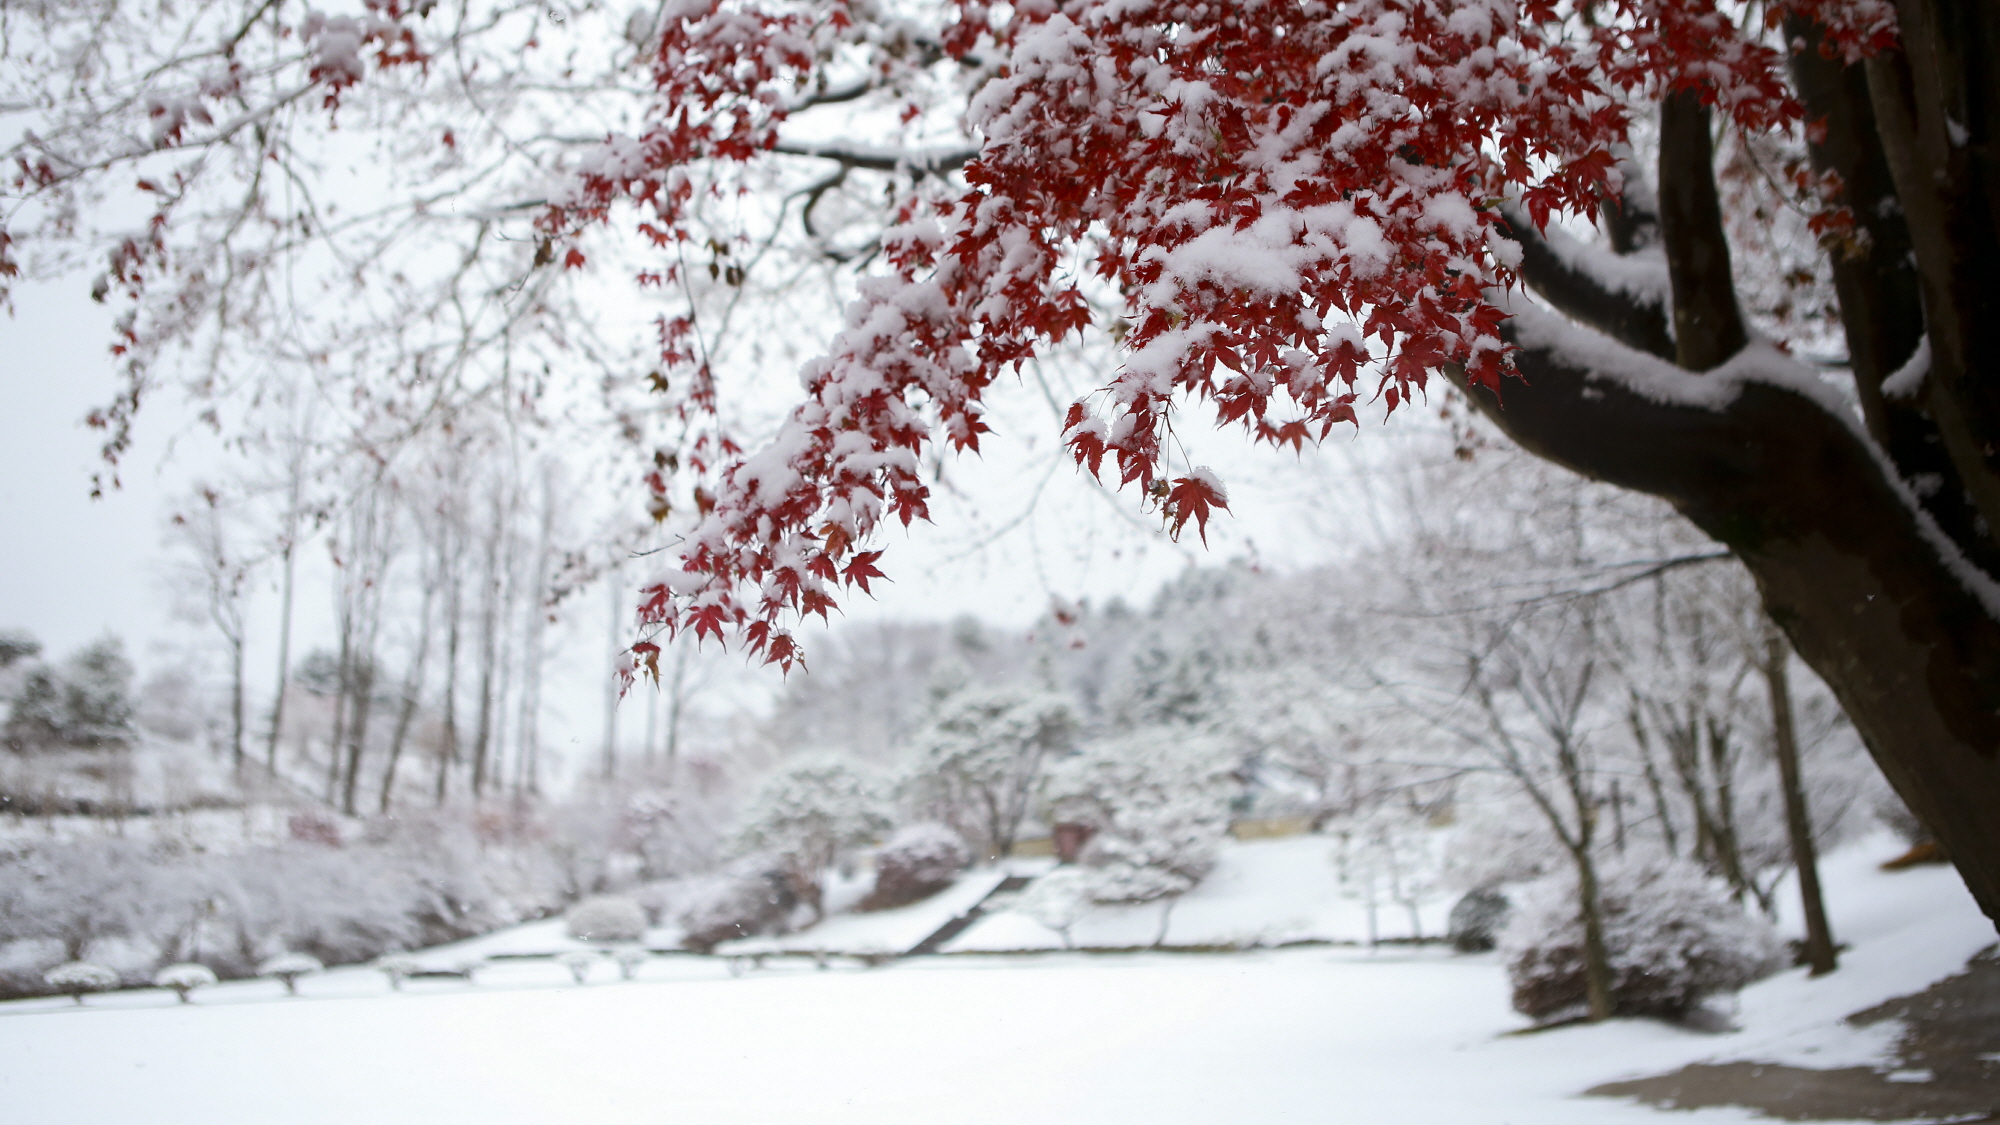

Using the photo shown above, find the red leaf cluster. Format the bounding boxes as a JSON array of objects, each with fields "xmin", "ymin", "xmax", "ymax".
[{"xmin": 530, "ymin": 0, "xmax": 1894, "ymax": 668}]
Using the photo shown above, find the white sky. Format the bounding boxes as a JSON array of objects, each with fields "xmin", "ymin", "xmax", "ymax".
[{"xmin": 0, "ymin": 260, "xmax": 1420, "ymax": 786}]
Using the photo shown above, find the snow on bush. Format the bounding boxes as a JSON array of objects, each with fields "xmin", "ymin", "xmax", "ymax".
[
  {"xmin": 558, "ymin": 950, "xmax": 597, "ymax": 984},
  {"xmin": 678, "ymin": 871, "xmax": 796, "ymax": 953},
  {"xmin": 1044, "ymin": 731, "xmax": 1236, "ymax": 903},
  {"xmin": 258, "ymin": 951, "xmax": 323, "ymax": 995},
  {"xmin": 1500, "ymin": 853, "xmax": 1784, "ymax": 1022},
  {"xmin": 153, "ymin": 961, "xmax": 217, "ymax": 1003},
  {"xmin": 862, "ymin": 823, "xmax": 970, "ymax": 911},
  {"xmin": 906, "ymin": 687, "xmax": 1078, "ymax": 859},
  {"xmin": 565, "ymin": 895, "xmax": 648, "ymax": 943},
  {"xmin": 1447, "ymin": 888, "xmax": 1510, "ymax": 954},
  {"xmin": 374, "ymin": 953, "xmax": 421, "ymax": 991},
  {"xmin": 734, "ymin": 756, "xmax": 890, "ymax": 920},
  {"xmin": 42, "ymin": 960, "xmax": 119, "ymax": 1004}
]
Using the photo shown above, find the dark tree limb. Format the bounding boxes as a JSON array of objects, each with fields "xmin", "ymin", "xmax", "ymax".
[
  {"xmin": 1599, "ymin": 154, "xmax": 1662, "ymax": 255},
  {"xmin": 1450, "ymin": 306, "xmax": 2000, "ymax": 930},
  {"xmin": 1657, "ymin": 90, "xmax": 1749, "ymax": 371},
  {"xmin": 1495, "ymin": 203, "xmax": 1675, "ymax": 361}
]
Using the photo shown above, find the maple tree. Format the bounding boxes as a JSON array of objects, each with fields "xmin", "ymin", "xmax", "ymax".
[{"xmin": 6, "ymin": 0, "xmax": 2000, "ymax": 931}]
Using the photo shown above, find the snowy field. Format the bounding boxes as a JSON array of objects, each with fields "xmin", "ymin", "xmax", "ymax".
[{"xmin": 1, "ymin": 838, "xmax": 1989, "ymax": 1125}]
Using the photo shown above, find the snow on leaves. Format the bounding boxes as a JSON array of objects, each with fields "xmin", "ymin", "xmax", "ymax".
[
  {"xmin": 531, "ymin": 0, "xmax": 1889, "ymax": 668},
  {"xmin": 304, "ymin": 1, "xmax": 432, "ymax": 110}
]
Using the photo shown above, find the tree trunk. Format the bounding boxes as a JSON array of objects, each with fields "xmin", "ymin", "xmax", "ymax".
[
  {"xmin": 228, "ymin": 635, "xmax": 245, "ymax": 777},
  {"xmin": 603, "ymin": 569, "xmax": 621, "ymax": 782},
  {"xmin": 1763, "ymin": 628, "xmax": 1839, "ymax": 975},
  {"xmin": 379, "ymin": 582, "xmax": 435, "ymax": 814},
  {"xmin": 471, "ymin": 573, "xmax": 499, "ymax": 799},
  {"xmin": 1470, "ymin": 13, "xmax": 2000, "ymax": 929},
  {"xmin": 436, "ymin": 534, "xmax": 462, "ymax": 806},
  {"xmin": 266, "ymin": 543, "xmax": 296, "ymax": 777},
  {"xmin": 1571, "ymin": 843, "xmax": 1616, "ymax": 1022},
  {"xmin": 1704, "ymin": 720, "xmax": 1752, "ymax": 903},
  {"xmin": 327, "ymin": 627, "xmax": 351, "ymax": 803},
  {"xmin": 341, "ymin": 655, "xmax": 376, "ymax": 817},
  {"xmin": 1454, "ymin": 325, "xmax": 2000, "ymax": 929}
]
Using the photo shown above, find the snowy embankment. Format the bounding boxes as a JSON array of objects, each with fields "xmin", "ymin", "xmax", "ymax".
[
  {"xmin": 946, "ymin": 834, "xmax": 1449, "ymax": 951},
  {"xmin": 714, "ymin": 864, "xmax": 1024, "ymax": 957},
  {"xmin": 0, "ymin": 835, "xmax": 1987, "ymax": 1125}
]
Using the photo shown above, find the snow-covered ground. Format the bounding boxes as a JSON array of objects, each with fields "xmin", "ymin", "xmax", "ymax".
[
  {"xmin": 946, "ymin": 834, "xmax": 1449, "ymax": 951},
  {"xmin": 0, "ymin": 835, "xmax": 1988, "ymax": 1125}
]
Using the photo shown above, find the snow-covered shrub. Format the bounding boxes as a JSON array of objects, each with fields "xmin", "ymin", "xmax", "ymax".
[
  {"xmin": 1448, "ymin": 888, "xmax": 1511, "ymax": 953},
  {"xmin": 1500, "ymin": 854, "xmax": 1784, "ymax": 1022},
  {"xmin": 905, "ymin": 687, "xmax": 1078, "ymax": 859},
  {"xmin": 153, "ymin": 962, "xmax": 217, "ymax": 1003},
  {"xmin": 1044, "ymin": 731, "xmax": 1236, "ymax": 903},
  {"xmin": 678, "ymin": 871, "xmax": 797, "ymax": 953},
  {"xmin": 862, "ymin": 823, "xmax": 970, "ymax": 911},
  {"xmin": 557, "ymin": 950, "xmax": 597, "ymax": 984},
  {"xmin": 1016, "ymin": 868, "xmax": 1095, "ymax": 949},
  {"xmin": 613, "ymin": 947, "xmax": 648, "ymax": 980},
  {"xmin": 734, "ymin": 756, "xmax": 890, "ymax": 919},
  {"xmin": 43, "ymin": 960, "xmax": 119, "ymax": 1004},
  {"xmin": 374, "ymin": 953, "xmax": 421, "ymax": 991},
  {"xmin": 258, "ymin": 951, "xmax": 323, "ymax": 996},
  {"xmin": 565, "ymin": 895, "xmax": 648, "ymax": 943}
]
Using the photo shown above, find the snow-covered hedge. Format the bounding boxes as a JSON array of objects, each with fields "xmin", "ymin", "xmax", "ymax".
[
  {"xmin": 863, "ymin": 823, "xmax": 970, "ymax": 911},
  {"xmin": 43, "ymin": 960, "xmax": 119, "ymax": 1003},
  {"xmin": 1500, "ymin": 854, "xmax": 1783, "ymax": 1022},
  {"xmin": 565, "ymin": 895, "xmax": 648, "ymax": 943},
  {"xmin": 678, "ymin": 872, "xmax": 796, "ymax": 953},
  {"xmin": 1448, "ymin": 887, "xmax": 1510, "ymax": 954},
  {"xmin": 153, "ymin": 962, "xmax": 218, "ymax": 1002}
]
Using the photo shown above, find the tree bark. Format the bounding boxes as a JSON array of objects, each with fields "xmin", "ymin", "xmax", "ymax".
[{"xmin": 1862, "ymin": 3, "xmax": 2000, "ymax": 549}]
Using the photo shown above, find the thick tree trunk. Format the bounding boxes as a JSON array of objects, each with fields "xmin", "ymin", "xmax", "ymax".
[
  {"xmin": 1862, "ymin": 3, "xmax": 2000, "ymax": 546},
  {"xmin": 1476, "ymin": 15, "xmax": 2000, "ymax": 930},
  {"xmin": 1453, "ymin": 327, "xmax": 2000, "ymax": 929},
  {"xmin": 1763, "ymin": 628, "xmax": 1839, "ymax": 976}
]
